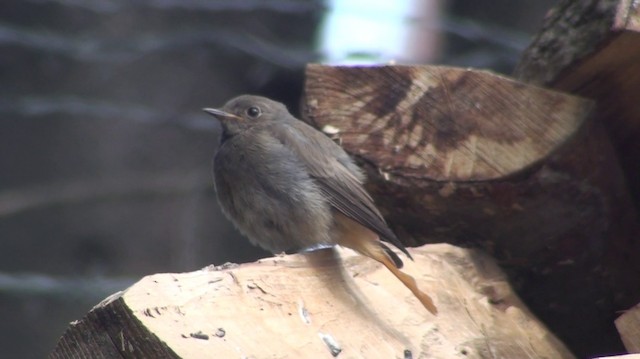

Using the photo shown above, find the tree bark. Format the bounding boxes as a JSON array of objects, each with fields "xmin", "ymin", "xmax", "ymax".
[
  {"xmin": 514, "ymin": 2, "xmax": 640, "ymax": 353},
  {"xmin": 515, "ymin": 0, "xmax": 640, "ymax": 207}
]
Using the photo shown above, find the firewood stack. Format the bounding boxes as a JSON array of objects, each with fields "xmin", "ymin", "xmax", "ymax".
[{"xmin": 51, "ymin": 0, "xmax": 640, "ymax": 358}]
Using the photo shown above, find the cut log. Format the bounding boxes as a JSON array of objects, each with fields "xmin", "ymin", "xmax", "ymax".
[
  {"xmin": 303, "ymin": 64, "xmax": 640, "ymax": 356},
  {"xmin": 616, "ymin": 302, "xmax": 640, "ymax": 353},
  {"xmin": 50, "ymin": 244, "xmax": 574, "ymax": 359},
  {"xmin": 304, "ymin": 65, "xmax": 590, "ymax": 182},
  {"xmin": 515, "ymin": 0, "xmax": 640, "ymax": 207},
  {"xmin": 515, "ymin": 1, "xmax": 640, "ymax": 353}
]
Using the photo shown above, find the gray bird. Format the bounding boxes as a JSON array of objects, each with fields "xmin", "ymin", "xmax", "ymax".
[{"xmin": 203, "ymin": 95, "xmax": 436, "ymax": 314}]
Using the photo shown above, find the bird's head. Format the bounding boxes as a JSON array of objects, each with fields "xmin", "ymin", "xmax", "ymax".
[{"xmin": 203, "ymin": 95, "xmax": 289, "ymax": 137}]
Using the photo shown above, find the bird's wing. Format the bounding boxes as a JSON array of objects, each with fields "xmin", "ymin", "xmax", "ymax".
[{"xmin": 268, "ymin": 120, "xmax": 412, "ymax": 260}]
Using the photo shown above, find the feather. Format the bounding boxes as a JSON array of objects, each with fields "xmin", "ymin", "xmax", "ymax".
[{"xmin": 268, "ymin": 118, "xmax": 413, "ymax": 261}]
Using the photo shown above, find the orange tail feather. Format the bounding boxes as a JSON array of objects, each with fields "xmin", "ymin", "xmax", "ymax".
[
  {"xmin": 334, "ymin": 213, "xmax": 438, "ymax": 315},
  {"xmin": 378, "ymin": 253, "xmax": 438, "ymax": 315}
]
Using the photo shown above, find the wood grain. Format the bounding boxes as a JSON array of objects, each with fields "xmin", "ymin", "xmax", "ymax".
[
  {"xmin": 515, "ymin": 0, "xmax": 640, "ymax": 206},
  {"xmin": 50, "ymin": 245, "xmax": 575, "ymax": 359},
  {"xmin": 304, "ymin": 64, "xmax": 590, "ymax": 182},
  {"xmin": 303, "ymin": 63, "xmax": 640, "ymax": 356}
]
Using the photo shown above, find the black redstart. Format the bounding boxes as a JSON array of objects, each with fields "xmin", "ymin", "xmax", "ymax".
[{"xmin": 203, "ymin": 95, "xmax": 437, "ymax": 314}]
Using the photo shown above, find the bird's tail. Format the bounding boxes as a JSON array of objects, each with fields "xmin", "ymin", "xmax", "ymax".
[
  {"xmin": 381, "ymin": 242, "xmax": 404, "ymax": 268},
  {"xmin": 376, "ymin": 248, "xmax": 438, "ymax": 315},
  {"xmin": 335, "ymin": 213, "xmax": 438, "ymax": 315}
]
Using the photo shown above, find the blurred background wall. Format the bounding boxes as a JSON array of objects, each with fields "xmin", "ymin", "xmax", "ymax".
[{"xmin": 0, "ymin": 0, "xmax": 555, "ymax": 357}]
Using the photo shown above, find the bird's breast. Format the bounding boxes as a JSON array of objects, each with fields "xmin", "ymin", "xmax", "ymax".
[{"xmin": 212, "ymin": 133, "xmax": 335, "ymax": 253}]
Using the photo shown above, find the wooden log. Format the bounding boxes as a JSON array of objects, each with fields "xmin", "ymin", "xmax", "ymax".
[
  {"xmin": 304, "ymin": 66, "xmax": 589, "ymax": 182},
  {"xmin": 514, "ymin": 0, "xmax": 640, "ymax": 206},
  {"xmin": 50, "ymin": 244, "xmax": 574, "ymax": 359},
  {"xmin": 302, "ymin": 64, "xmax": 640, "ymax": 356},
  {"xmin": 515, "ymin": 1, "xmax": 640, "ymax": 353},
  {"xmin": 616, "ymin": 302, "xmax": 640, "ymax": 352}
]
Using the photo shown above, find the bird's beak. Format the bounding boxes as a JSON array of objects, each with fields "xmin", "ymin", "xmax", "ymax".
[{"xmin": 202, "ymin": 108, "xmax": 242, "ymax": 120}]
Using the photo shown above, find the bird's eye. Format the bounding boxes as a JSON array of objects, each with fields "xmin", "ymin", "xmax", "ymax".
[{"xmin": 246, "ymin": 106, "xmax": 261, "ymax": 118}]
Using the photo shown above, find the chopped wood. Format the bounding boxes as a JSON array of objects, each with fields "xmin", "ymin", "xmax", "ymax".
[
  {"xmin": 516, "ymin": 2, "xmax": 640, "ymax": 352},
  {"xmin": 303, "ymin": 63, "xmax": 640, "ymax": 356},
  {"xmin": 50, "ymin": 244, "xmax": 575, "ymax": 359},
  {"xmin": 515, "ymin": 0, "xmax": 640, "ymax": 206},
  {"xmin": 304, "ymin": 64, "xmax": 590, "ymax": 182},
  {"xmin": 616, "ymin": 302, "xmax": 640, "ymax": 352}
]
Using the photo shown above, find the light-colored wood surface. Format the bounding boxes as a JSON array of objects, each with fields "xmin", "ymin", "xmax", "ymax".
[
  {"xmin": 51, "ymin": 244, "xmax": 574, "ymax": 358},
  {"xmin": 616, "ymin": 302, "xmax": 640, "ymax": 353}
]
